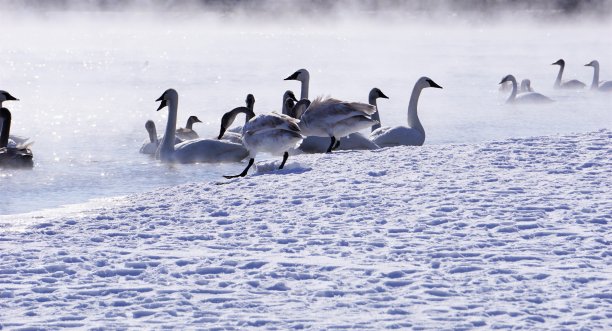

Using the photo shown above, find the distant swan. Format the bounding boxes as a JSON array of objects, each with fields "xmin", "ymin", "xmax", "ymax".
[
  {"xmin": 175, "ymin": 115, "xmax": 202, "ymax": 140},
  {"xmin": 0, "ymin": 90, "xmax": 31, "ymax": 146},
  {"xmin": 499, "ymin": 75, "xmax": 553, "ymax": 104},
  {"xmin": 585, "ymin": 60, "xmax": 612, "ymax": 91},
  {"xmin": 284, "ymin": 69, "xmax": 310, "ymax": 100},
  {"xmin": 139, "ymin": 120, "xmax": 183, "ymax": 155},
  {"xmin": 370, "ymin": 77, "xmax": 442, "ymax": 147},
  {"xmin": 219, "ymin": 106, "xmax": 303, "ymax": 178},
  {"xmin": 0, "ymin": 107, "xmax": 33, "ymax": 168},
  {"xmin": 519, "ymin": 79, "xmax": 534, "ymax": 93},
  {"xmin": 155, "ymin": 89, "xmax": 248, "ymax": 164},
  {"xmin": 552, "ymin": 59, "xmax": 586, "ymax": 89}
]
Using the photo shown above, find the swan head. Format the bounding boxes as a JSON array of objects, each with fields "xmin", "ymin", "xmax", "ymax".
[
  {"xmin": 284, "ymin": 69, "xmax": 310, "ymax": 82},
  {"xmin": 552, "ymin": 59, "xmax": 565, "ymax": 66},
  {"xmin": 187, "ymin": 115, "xmax": 202, "ymax": 124},
  {"xmin": 145, "ymin": 120, "xmax": 156, "ymax": 132},
  {"xmin": 499, "ymin": 75, "xmax": 517, "ymax": 85},
  {"xmin": 423, "ymin": 78, "xmax": 443, "ymax": 89},
  {"xmin": 585, "ymin": 60, "xmax": 599, "ymax": 68},
  {"xmin": 520, "ymin": 79, "xmax": 533, "ymax": 92},
  {"xmin": 155, "ymin": 88, "xmax": 178, "ymax": 111},
  {"xmin": 284, "ymin": 90, "xmax": 298, "ymax": 102},
  {"xmin": 369, "ymin": 88, "xmax": 389, "ymax": 100},
  {"xmin": 0, "ymin": 91, "xmax": 19, "ymax": 103},
  {"xmin": 246, "ymin": 94, "xmax": 256, "ymax": 109}
]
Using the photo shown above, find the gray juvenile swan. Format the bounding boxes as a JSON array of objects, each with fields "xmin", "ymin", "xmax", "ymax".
[
  {"xmin": 155, "ymin": 89, "xmax": 248, "ymax": 164},
  {"xmin": 218, "ymin": 105, "xmax": 303, "ymax": 178},
  {"xmin": 552, "ymin": 59, "xmax": 586, "ymax": 89},
  {"xmin": 175, "ymin": 115, "xmax": 203, "ymax": 140},
  {"xmin": 585, "ymin": 60, "xmax": 612, "ymax": 91},
  {"xmin": 0, "ymin": 107, "xmax": 33, "ymax": 168},
  {"xmin": 499, "ymin": 74, "xmax": 553, "ymax": 104},
  {"xmin": 370, "ymin": 77, "xmax": 442, "ymax": 147}
]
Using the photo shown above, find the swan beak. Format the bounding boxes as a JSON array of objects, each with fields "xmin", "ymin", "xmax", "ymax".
[
  {"xmin": 379, "ymin": 92, "xmax": 389, "ymax": 99},
  {"xmin": 284, "ymin": 72, "xmax": 299, "ymax": 81},
  {"xmin": 218, "ymin": 127, "xmax": 227, "ymax": 140},
  {"xmin": 6, "ymin": 94, "xmax": 18, "ymax": 101},
  {"xmin": 288, "ymin": 93, "xmax": 298, "ymax": 102},
  {"xmin": 194, "ymin": 117, "xmax": 202, "ymax": 123},
  {"xmin": 156, "ymin": 99, "xmax": 167, "ymax": 111},
  {"xmin": 584, "ymin": 63, "xmax": 591, "ymax": 67},
  {"xmin": 429, "ymin": 81, "xmax": 443, "ymax": 89}
]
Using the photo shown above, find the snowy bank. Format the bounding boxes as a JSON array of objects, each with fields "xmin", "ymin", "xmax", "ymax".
[{"xmin": 0, "ymin": 130, "xmax": 610, "ymax": 329}]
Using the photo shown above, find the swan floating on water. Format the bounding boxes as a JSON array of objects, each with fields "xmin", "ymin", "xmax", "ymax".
[
  {"xmin": 499, "ymin": 74, "xmax": 553, "ymax": 104},
  {"xmin": 0, "ymin": 107, "xmax": 33, "ymax": 169},
  {"xmin": 552, "ymin": 59, "xmax": 586, "ymax": 89},
  {"xmin": 175, "ymin": 115, "xmax": 202, "ymax": 140},
  {"xmin": 155, "ymin": 89, "xmax": 248, "ymax": 164},
  {"xmin": 585, "ymin": 60, "xmax": 612, "ymax": 91},
  {"xmin": 370, "ymin": 77, "xmax": 442, "ymax": 147},
  {"xmin": 0, "ymin": 90, "xmax": 31, "ymax": 146},
  {"xmin": 139, "ymin": 120, "xmax": 184, "ymax": 155},
  {"xmin": 519, "ymin": 79, "xmax": 534, "ymax": 93},
  {"xmin": 218, "ymin": 105, "xmax": 303, "ymax": 178}
]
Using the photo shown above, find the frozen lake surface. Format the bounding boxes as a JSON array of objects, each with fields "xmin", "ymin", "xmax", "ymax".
[
  {"xmin": 0, "ymin": 129, "xmax": 609, "ymax": 329},
  {"xmin": 1, "ymin": 11, "xmax": 611, "ymax": 214}
]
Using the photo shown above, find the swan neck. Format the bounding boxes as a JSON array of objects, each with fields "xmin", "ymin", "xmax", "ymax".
[
  {"xmin": 369, "ymin": 97, "xmax": 381, "ymax": 132},
  {"xmin": 160, "ymin": 97, "xmax": 178, "ymax": 159},
  {"xmin": 591, "ymin": 65, "xmax": 599, "ymax": 89},
  {"xmin": 407, "ymin": 83, "xmax": 425, "ymax": 136},
  {"xmin": 147, "ymin": 125, "xmax": 158, "ymax": 143},
  {"xmin": 300, "ymin": 77, "xmax": 309, "ymax": 100},
  {"xmin": 554, "ymin": 64, "xmax": 564, "ymax": 87},
  {"xmin": 0, "ymin": 109, "xmax": 11, "ymax": 148},
  {"xmin": 186, "ymin": 118, "xmax": 194, "ymax": 130},
  {"xmin": 506, "ymin": 79, "xmax": 518, "ymax": 103}
]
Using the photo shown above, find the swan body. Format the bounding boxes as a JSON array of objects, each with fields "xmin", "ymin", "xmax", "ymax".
[
  {"xmin": 1, "ymin": 107, "xmax": 33, "ymax": 168},
  {"xmin": 370, "ymin": 77, "xmax": 442, "ymax": 147},
  {"xmin": 175, "ymin": 115, "xmax": 202, "ymax": 140},
  {"xmin": 155, "ymin": 89, "xmax": 248, "ymax": 164},
  {"xmin": 219, "ymin": 102, "xmax": 303, "ymax": 178},
  {"xmin": 585, "ymin": 60, "xmax": 612, "ymax": 91},
  {"xmin": 552, "ymin": 59, "xmax": 586, "ymax": 89},
  {"xmin": 500, "ymin": 74, "xmax": 554, "ymax": 104}
]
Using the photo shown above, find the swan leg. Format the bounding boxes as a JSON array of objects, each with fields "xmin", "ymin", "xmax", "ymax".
[
  {"xmin": 326, "ymin": 136, "xmax": 336, "ymax": 153},
  {"xmin": 223, "ymin": 158, "xmax": 254, "ymax": 179},
  {"xmin": 332, "ymin": 140, "xmax": 340, "ymax": 150},
  {"xmin": 279, "ymin": 151, "xmax": 289, "ymax": 169}
]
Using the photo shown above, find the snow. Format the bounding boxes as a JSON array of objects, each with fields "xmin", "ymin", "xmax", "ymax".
[{"xmin": 1, "ymin": 129, "xmax": 610, "ymax": 329}]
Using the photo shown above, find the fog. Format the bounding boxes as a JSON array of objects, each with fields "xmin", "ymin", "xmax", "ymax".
[{"xmin": 1, "ymin": 1, "xmax": 611, "ymax": 214}]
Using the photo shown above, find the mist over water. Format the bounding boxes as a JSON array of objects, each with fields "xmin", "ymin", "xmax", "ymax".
[{"xmin": 1, "ymin": 2, "xmax": 611, "ymax": 215}]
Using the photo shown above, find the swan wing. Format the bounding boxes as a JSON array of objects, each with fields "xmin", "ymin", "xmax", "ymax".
[
  {"xmin": 173, "ymin": 139, "xmax": 248, "ymax": 163},
  {"xmin": 336, "ymin": 132, "xmax": 380, "ymax": 151}
]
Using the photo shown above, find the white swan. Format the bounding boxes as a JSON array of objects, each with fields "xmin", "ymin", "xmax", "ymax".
[
  {"xmin": 0, "ymin": 107, "xmax": 33, "ymax": 168},
  {"xmin": 499, "ymin": 75, "xmax": 553, "ymax": 104},
  {"xmin": 519, "ymin": 79, "xmax": 534, "ymax": 93},
  {"xmin": 284, "ymin": 69, "xmax": 310, "ymax": 100},
  {"xmin": 175, "ymin": 115, "xmax": 202, "ymax": 140},
  {"xmin": 552, "ymin": 59, "xmax": 586, "ymax": 89},
  {"xmin": 139, "ymin": 120, "xmax": 183, "ymax": 155},
  {"xmin": 585, "ymin": 60, "xmax": 612, "ymax": 91},
  {"xmin": 298, "ymin": 97, "xmax": 378, "ymax": 153},
  {"xmin": 370, "ymin": 77, "xmax": 442, "ymax": 147},
  {"xmin": 155, "ymin": 89, "xmax": 248, "ymax": 164},
  {"xmin": 218, "ymin": 107, "xmax": 303, "ymax": 178}
]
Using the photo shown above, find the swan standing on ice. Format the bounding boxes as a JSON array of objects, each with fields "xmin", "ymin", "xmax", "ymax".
[
  {"xmin": 218, "ymin": 106, "xmax": 303, "ymax": 178},
  {"xmin": 585, "ymin": 60, "xmax": 612, "ymax": 91},
  {"xmin": 370, "ymin": 77, "xmax": 442, "ymax": 147},
  {"xmin": 155, "ymin": 89, "xmax": 248, "ymax": 164},
  {"xmin": 499, "ymin": 75, "xmax": 553, "ymax": 104},
  {"xmin": 175, "ymin": 115, "xmax": 202, "ymax": 140},
  {"xmin": 552, "ymin": 59, "xmax": 586, "ymax": 89},
  {"xmin": 284, "ymin": 69, "xmax": 310, "ymax": 100},
  {"xmin": 0, "ymin": 107, "xmax": 33, "ymax": 168}
]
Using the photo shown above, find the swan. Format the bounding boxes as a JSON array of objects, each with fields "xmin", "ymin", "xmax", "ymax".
[
  {"xmin": 139, "ymin": 120, "xmax": 183, "ymax": 155},
  {"xmin": 0, "ymin": 107, "xmax": 33, "ymax": 168},
  {"xmin": 218, "ymin": 107, "xmax": 303, "ymax": 178},
  {"xmin": 219, "ymin": 94, "xmax": 259, "ymax": 144},
  {"xmin": 0, "ymin": 90, "xmax": 30, "ymax": 145},
  {"xmin": 552, "ymin": 59, "xmax": 586, "ymax": 89},
  {"xmin": 227, "ymin": 93, "xmax": 257, "ymax": 135},
  {"xmin": 369, "ymin": 88, "xmax": 389, "ymax": 132},
  {"xmin": 499, "ymin": 75, "xmax": 553, "ymax": 104},
  {"xmin": 155, "ymin": 89, "xmax": 248, "ymax": 164},
  {"xmin": 298, "ymin": 97, "xmax": 378, "ymax": 153},
  {"xmin": 585, "ymin": 60, "xmax": 612, "ymax": 91},
  {"xmin": 519, "ymin": 79, "xmax": 534, "ymax": 93},
  {"xmin": 284, "ymin": 69, "xmax": 310, "ymax": 100},
  {"xmin": 175, "ymin": 115, "xmax": 202, "ymax": 140},
  {"xmin": 282, "ymin": 90, "xmax": 298, "ymax": 115},
  {"xmin": 370, "ymin": 77, "xmax": 442, "ymax": 147}
]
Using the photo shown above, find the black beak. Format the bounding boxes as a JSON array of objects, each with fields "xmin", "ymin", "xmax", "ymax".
[
  {"xmin": 379, "ymin": 91, "xmax": 389, "ymax": 99},
  {"xmin": 288, "ymin": 93, "xmax": 298, "ymax": 102},
  {"xmin": 218, "ymin": 126, "xmax": 227, "ymax": 140},
  {"xmin": 156, "ymin": 99, "xmax": 167, "ymax": 111},
  {"xmin": 428, "ymin": 80, "xmax": 443, "ymax": 89},
  {"xmin": 194, "ymin": 117, "xmax": 202, "ymax": 123},
  {"xmin": 284, "ymin": 72, "xmax": 299, "ymax": 81},
  {"xmin": 6, "ymin": 93, "xmax": 18, "ymax": 101},
  {"xmin": 584, "ymin": 63, "xmax": 591, "ymax": 67}
]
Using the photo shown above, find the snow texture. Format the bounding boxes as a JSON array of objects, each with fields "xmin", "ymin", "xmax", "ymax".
[{"xmin": 0, "ymin": 130, "xmax": 610, "ymax": 329}]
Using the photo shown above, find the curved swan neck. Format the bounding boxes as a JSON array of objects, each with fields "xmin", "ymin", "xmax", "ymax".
[
  {"xmin": 160, "ymin": 95, "xmax": 178, "ymax": 158},
  {"xmin": 186, "ymin": 117, "xmax": 195, "ymax": 130},
  {"xmin": 408, "ymin": 81, "xmax": 426, "ymax": 136},
  {"xmin": 300, "ymin": 74, "xmax": 310, "ymax": 100},
  {"xmin": 505, "ymin": 77, "xmax": 518, "ymax": 103},
  {"xmin": 554, "ymin": 63, "xmax": 564, "ymax": 87},
  {"xmin": 369, "ymin": 96, "xmax": 381, "ymax": 132},
  {"xmin": 0, "ymin": 108, "xmax": 11, "ymax": 148},
  {"xmin": 146, "ymin": 121, "xmax": 158, "ymax": 143}
]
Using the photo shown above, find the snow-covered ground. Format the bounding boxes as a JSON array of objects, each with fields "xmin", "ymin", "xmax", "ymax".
[{"xmin": 1, "ymin": 129, "xmax": 610, "ymax": 329}]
